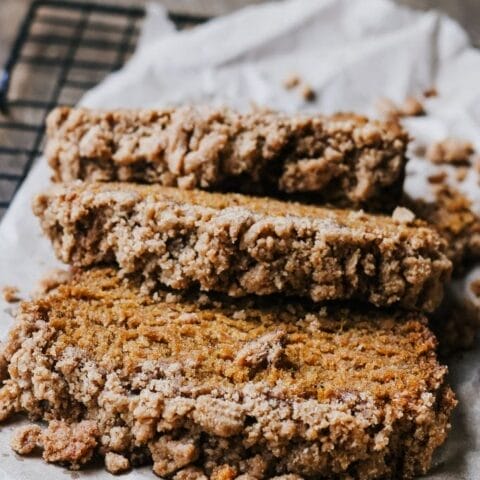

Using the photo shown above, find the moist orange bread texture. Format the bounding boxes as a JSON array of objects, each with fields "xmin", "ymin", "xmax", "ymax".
[
  {"xmin": 33, "ymin": 182, "xmax": 452, "ymax": 312},
  {"xmin": 45, "ymin": 106, "xmax": 409, "ymax": 210},
  {"xmin": 0, "ymin": 268, "xmax": 455, "ymax": 479}
]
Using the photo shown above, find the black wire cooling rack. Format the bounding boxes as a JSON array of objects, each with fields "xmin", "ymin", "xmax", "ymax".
[{"xmin": 0, "ymin": 0, "xmax": 208, "ymax": 219}]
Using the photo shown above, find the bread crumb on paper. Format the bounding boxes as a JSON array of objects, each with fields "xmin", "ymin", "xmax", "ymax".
[
  {"xmin": 10, "ymin": 425, "xmax": 42, "ymax": 455},
  {"xmin": 413, "ymin": 144, "xmax": 427, "ymax": 157},
  {"xmin": 105, "ymin": 452, "xmax": 130, "ymax": 474},
  {"xmin": 474, "ymin": 155, "xmax": 480, "ymax": 174},
  {"xmin": 282, "ymin": 73, "xmax": 316, "ymax": 102},
  {"xmin": 423, "ymin": 87, "xmax": 438, "ymax": 98},
  {"xmin": 392, "ymin": 206, "xmax": 416, "ymax": 224},
  {"xmin": 376, "ymin": 95, "xmax": 425, "ymax": 120},
  {"xmin": 282, "ymin": 73, "xmax": 300, "ymax": 90},
  {"xmin": 427, "ymin": 171, "xmax": 447, "ymax": 184},
  {"xmin": 426, "ymin": 138, "xmax": 474, "ymax": 165},
  {"xmin": 401, "ymin": 96, "xmax": 425, "ymax": 117},
  {"xmin": 2, "ymin": 286, "xmax": 20, "ymax": 303},
  {"xmin": 375, "ymin": 97, "xmax": 399, "ymax": 120},
  {"xmin": 455, "ymin": 167, "xmax": 469, "ymax": 182},
  {"xmin": 300, "ymin": 84, "xmax": 316, "ymax": 102},
  {"xmin": 408, "ymin": 184, "xmax": 480, "ymax": 268}
]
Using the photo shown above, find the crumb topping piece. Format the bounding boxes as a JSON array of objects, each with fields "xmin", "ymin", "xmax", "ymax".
[
  {"xmin": 42, "ymin": 420, "xmax": 99, "ymax": 469},
  {"xmin": 408, "ymin": 185, "xmax": 480, "ymax": 268},
  {"xmin": 2, "ymin": 286, "xmax": 20, "ymax": 303},
  {"xmin": 34, "ymin": 269, "xmax": 72, "ymax": 296},
  {"xmin": 105, "ymin": 452, "xmax": 130, "ymax": 474},
  {"xmin": 423, "ymin": 87, "xmax": 438, "ymax": 98},
  {"xmin": 10, "ymin": 425, "xmax": 42, "ymax": 455},
  {"xmin": 426, "ymin": 138, "xmax": 474, "ymax": 165},
  {"xmin": 375, "ymin": 96, "xmax": 425, "ymax": 120},
  {"xmin": 400, "ymin": 96, "xmax": 425, "ymax": 117},
  {"xmin": 282, "ymin": 73, "xmax": 300, "ymax": 90},
  {"xmin": 300, "ymin": 84, "xmax": 316, "ymax": 102}
]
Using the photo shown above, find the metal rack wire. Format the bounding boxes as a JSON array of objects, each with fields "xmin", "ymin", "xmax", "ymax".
[{"xmin": 0, "ymin": 0, "xmax": 207, "ymax": 219}]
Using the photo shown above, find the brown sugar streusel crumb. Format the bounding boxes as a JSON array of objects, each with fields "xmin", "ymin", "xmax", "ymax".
[
  {"xmin": 105, "ymin": 452, "xmax": 130, "ymax": 474},
  {"xmin": 400, "ymin": 96, "xmax": 425, "ymax": 116},
  {"xmin": 426, "ymin": 138, "xmax": 474, "ymax": 165},
  {"xmin": 282, "ymin": 73, "xmax": 300, "ymax": 89},
  {"xmin": 431, "ymin": 286, "xmax": 480, "ymax": 354},
  {"xmin": 42, "ymin": 420, "xmax": 99, "ymax": 469},
  {"xmin": 375, "ymin": 96, "xmax": 425, "ymax": 120},
  {"xmin": 34, "ymin": 269, "xmax": 72, "ymax": 296},
  {"xmin": 423, "ymin": 87, "xmax": 438, "ymax": 98},
  {"xmin": 407, "ymin": 184, "xmax": 480, "ymax": 268},
  {"xmin": 455, "ymin": 166, "xmax": 469, "ymax": 182},
  {"xmin": 427, "ymin": 171, "xmax": 447, "ymax": 184},
  {"xmin": 45, "ymin": 105, "xmax": 409, "ymax": 210},
  {"xmin": 2, "ymin": 286, "xmax": 20, "ymax": 303},
  {"xmin": 0, "ymin": 268, "xmax": 456, "ymax": 479},
  {"xmin": 10, "ymin": 425, "xmax": 42, "ymax": 455},
  {"xmin": 300, "ymin": 84, "xmax": 315, "ymax": 102},
  {"xmin": 33, "ymin": 182, "xmax": 452, "ymax": 312},
  {"xmin": 471, "ymin": 279, "xmax": 480, "ymax": 297}
]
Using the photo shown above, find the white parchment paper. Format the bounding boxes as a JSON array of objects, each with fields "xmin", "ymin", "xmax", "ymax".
[{"xmin": 0, "ymin": 0, "xmax": 479, "ymax": 478}]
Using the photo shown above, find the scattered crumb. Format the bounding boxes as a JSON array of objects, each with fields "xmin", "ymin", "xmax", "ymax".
[
  {"xmin": 150, "ymin": 436, "xmax": 199, "ymax": 477},
  {"xmin": 300, "ymin": 84, "xmax": 316, "ymax": 102},
  {"xmin": 392, "ymin": 206, "xmax": 416, "ymax": 224},
  {"xmin": 375, "ymin": 96, "xmax": 424, "ymax": 119},
  {"xmin": 282, "ymin": 73, "xmax": 300, "ymax": 90},
  {"xmin": 10, "ymin": 425, "xmax": 42, "ymax": 455},
  {"xmin": 211, "ymin": 465, "xmax": 237, "ymax": 480},
  {"xmin": 0, "ymin": 342, "xmax": 8, "ymax": 380},
  {"xmin": 426, "ymin": 138, "xmax": 474, "ymax": 165},
  {"xmin": 474, "ymin": 155, "xmax": 480, "ymax": 174},
  {"xmin": 407, "ymin": 184, "xmax": 480, "ymax": 268},
  {"xmin": 413, "ymin": 144, "xmax": 427, "ymax": 157},
  {"xmin": 234, "ymin": 330, "xmax": 286, "ymax": 369},
  {"xmin": 424, "ymin": 87, "xmax": 438, "ymax": 98},
  {"xmin": 427, "ymin": 171, "xmax": 447, "ymax": 184},
  {"xmin": 401, "ymin": 96, "xmax": 425, "ymax": 116},
  {"xmin": 471, "ymin": 279, "xmax": 480, "ymax": 297},
  {"xmin": 376, "ymin": 97, "xmax": 400, "ymax": 120},
  {"xmin": 456, "ymin": 167, "xmax": 468, "ymax": 182},
  {"xmin": 248, "ymin": 102, "xmax": 274, "ymax": 115},
  {"xmin": 2, "ymin": 286, "xmax": 20, "ymax": 303},
  {"xmin": 35, "ymin": 269, "xmax": 72, "ymax": 296},
  {"xmin": 105, "ymin": 452, "xmax": 130, "ymax": 474},
  {"xmin": 42, "ymin": 420, "xmax": 99, "ymax": 469}
]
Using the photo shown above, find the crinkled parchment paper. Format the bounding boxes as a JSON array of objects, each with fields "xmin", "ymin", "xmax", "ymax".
[{"xmin": 0, "ymin": 0, "xmax": 479, "ymax": 478}]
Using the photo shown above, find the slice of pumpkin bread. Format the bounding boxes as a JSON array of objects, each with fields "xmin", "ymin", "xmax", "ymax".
[
  {"xmin": 45, "ymin": 106, "xmax": 409, "ymax": 210},
  {"xmin": 0, "ymin": 268, "xmax": 455, "ymax": 479},
  {"xmin": 33, "ymin": 182, "xmax": 451, "ymax": 311}
]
